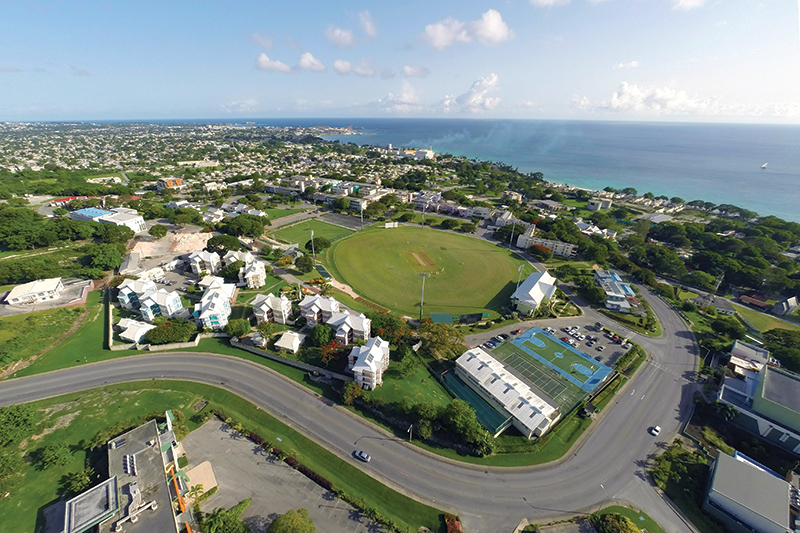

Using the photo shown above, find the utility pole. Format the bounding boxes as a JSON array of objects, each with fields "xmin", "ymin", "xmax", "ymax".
[
  {"xmin": 418, "ymin": 272, "xmax": 431, "ymax": 321},
  {"xmin": 310, "ymin": 229, "xmax": 316, "ymax": 261},
  {"xmin": 509, "ymin": 219, "xmax": 517, "ymax": 248},
  {"xmin": 360, "ymin": 204, "xmax": 364, "ymax": 230},
  {"xmin": 514, "ymin": 264, "xmax": 524, "ymax": 308},
  {"xmin": 408, "ymin": 424, "xmax": 413, "ymax": 442},
  {"xmin": 599, "ymin": 483, "xmax": 611, "ymax": 511}
]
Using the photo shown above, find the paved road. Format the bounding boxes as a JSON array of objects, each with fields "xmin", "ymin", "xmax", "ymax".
[{"xmin": 0, "ymin": 287, "xmax": 698, "ymax": 533}]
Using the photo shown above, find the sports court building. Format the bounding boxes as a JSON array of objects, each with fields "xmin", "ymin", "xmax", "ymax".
[{"xmin": 449, "ymin": 328, "xmax": 613, "ymax": 439}]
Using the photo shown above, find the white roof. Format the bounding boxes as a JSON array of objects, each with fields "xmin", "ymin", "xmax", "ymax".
[
  {"xmin": 140, "ymin": 288, "xmax": 180, "ymax": 307},
  {"xmin": 241, "ymin": 260, "xmax": 265, "ymax": 279},
  {"xmin": 223, "ymin": 250, "xmax": 252, "ymax": 264},
  {"xmin": 456, "ymin": 348, "xmax": 557, "ymax": 435},
  {"xmin": 7, "ymin": 277, "xmax": 62, "ymax": 299},
  {"xmin": 119, "ymin": 320, "xmax": 156, "ymax": 343},
  {"xmin": 350, "ymin": 337, "xmax": 390, "ymax": 373},
  {"xmin": 118, "ymin": 278, "xmax": 156, "ymax": 295},
  {"xmin": 275, "ymin": 331, "xmax": 306, "ymax": 352},
  {"xmin": 511, "ymin": 271, "xmax": 557, "ymax": 308},
  {"xmin": 199, "ymin": 276, "xmax": 235, "ymax": 299},
  {"xmin": 299, "ymin": 295, "xmax": 340, "ymax": 314},
  {"xmin": 189, "ymin": 250, "xmax": 219, "ymax": 263},
  {"xmin": 252, "ymin": 292, "xmax": 289, "ymax": 311},
  {"xmin": 328, "ymin": 311, "xmax": 370, "ymax": 333}
]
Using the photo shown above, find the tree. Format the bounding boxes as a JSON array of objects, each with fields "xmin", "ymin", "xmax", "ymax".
[
  {"xmin": 87, "ymin": 243, "xmax": 124, "ymax": 270},
  {"xmin": 459, "ymin": 223, "xmax": 477, "ymax": 233},
  {"xmin": 144, "ymin": 318, "xmax": 198, "ymax": 345},
  {"xmin": 332, "ymin": 197, "xmax": 350, "ymax": 211},
  {"xmin": 186, "ymin": 484, "xmax": 205, "ymax": 500},
  {"xmin": 255, "ymin": 320, "xmax": 274, "ymax": 338},
  {"xmin": 0, "ymin": 404, "xmax": 40, "ymax": 447},
  {"xmin": 341, "ymin": 381, "xmax": 363, "ymax": 405},
  {"xmin": 220, "ymin": 260, "xmax": 245, "ymax": 282},
  {"xmin": 418, "ymin": 320, "xmax": 465, "ymax": 357},
  {"xmin": 203, "ymin": 498, "xmax": 252, "ymax": 533},
  {"xmin": 440, "ymin": 218, "xmax": 460, "ymax": 230},
  {"xmin": 36, "ymin": 442, "xmax": 71, "ymax": 469},
  {"xmin": 295, "ymin": 254, "xmax": 314, "ymax": 273},
  {"xmin": 225, "ymin": 318, "xmax": 251, "ymax": 338},
  {"xmin": 304, "ymin": 237, "xmax": 331, "ymax": 252},
  {"xmin": 311, "ymin": 324, "xmax": 333, "ymax": 347},
  {"xmin": 59, "ymin": 467, "xmax": 95, "ymax": 496},
  {"xmin": 267, "ymin": 508, "xmax": 316, "ymax": 533},
  {"xmin": 592, "ymin": 513, "xmax": 640, "ymax": 533},
  {"xmin": 148, "ymin": 224, "xmax": 168, "ymax": 239},
  {"xmin": 224, "ymin": 214, "xmax": 267, "ymax": 237},
  {"xmin": 206, "ymin": 234, "xmax": 244, "ymax": 255},
  {"xmin": 53, "ymin": 207, "xmax": 69, "ymax": 216}
]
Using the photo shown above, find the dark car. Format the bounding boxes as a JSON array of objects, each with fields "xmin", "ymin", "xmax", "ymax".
[
  {"xmin": 354, "ymin": 450, "xmax": 371, "ymax": 463},
  {"xmin": 498, "ymin": 333, "xmax": 509, "ymax": 340}
]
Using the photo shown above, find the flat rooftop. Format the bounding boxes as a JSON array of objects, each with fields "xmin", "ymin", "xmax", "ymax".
[
  {"xmin": 64, "ymin": 477, "xmax": 119, "ymax": 533},
  {"xmin": 763, "ymin": 367, "xmax": 800, "ymax": 412},
  {"xmin": 100, "ymin": 419, "xmax": 177, "ymax": 533}
]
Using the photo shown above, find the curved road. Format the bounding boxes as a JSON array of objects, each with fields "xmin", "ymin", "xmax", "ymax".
[{"xmin": 0, "ymin": 292, "xmax": 698, "ymax": 533}]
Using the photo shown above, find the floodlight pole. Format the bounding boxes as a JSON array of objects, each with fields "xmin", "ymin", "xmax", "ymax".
[
  {"xmin": 509, "ymin": 219, "xmax": 516, "ymax": 248},
  {"xmin": 419, "ymin": 272, "xmax": 431, "ymax": 322},
  {"xmin": 310, "ymin": 229, "xmax": 315, "ymax": 261},
  {"xmin": 408, "ymin": 424, "xmax": 413, "ymax": 442},
  {"xmin": 599, "ymin": 483, "xmax": 611, "ymax": 511},
  {"xmin": 514, "ymin": 264, "xmax": 524, "ymax": 307}
]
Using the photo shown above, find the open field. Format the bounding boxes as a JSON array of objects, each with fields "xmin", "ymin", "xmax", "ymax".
[
  {"xmin": 0, "ymin": 306, "xmax": 85, "ymax": 371},
  {"xmin": 270, "ymin": 219, "xmax": 354, "ymax": 245},
  {"xmin": 732, "ymin": 303, "xmax": 800, "ymax": 333},
  {"xmin": 261, "ymin": 207, "xmax": 307, "ymax": 220},
  {"xmin": 326, "ymin": 226, "xmax": 535, "ymax": 318}
]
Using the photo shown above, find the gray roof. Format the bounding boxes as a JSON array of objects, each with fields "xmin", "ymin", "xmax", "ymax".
[
  {"xmin": 708, "ymin": 452, "xmax": 790, "ymax": 529},
  {"xmin": 763, "ymin": 367, "xmax": 800, "ymax": 412}
]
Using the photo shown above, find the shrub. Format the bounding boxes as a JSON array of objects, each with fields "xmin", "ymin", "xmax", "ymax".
[
  {"xmin": 178, "ymin": 455, "xmax": 189, "ymax": 469},
  {"xmin": 196, "ymin": 485, "xmax": 218, "ymax": 503},
  {"xmin": 445, "ymin": 513, "xmax": 463, "ymax": 533},
  {"xmin": 284, "ymin": 456, "xmax": 299, "ymax": 467}
]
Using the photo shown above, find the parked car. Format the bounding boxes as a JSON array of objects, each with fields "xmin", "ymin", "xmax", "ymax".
[
  {"xmin": 596, "ymin": 345, "xmax": 606, "ymax": 351},
  {"xmin": 595, "ymin": 356, "xmax": 602, "ymax": 361},
  {"xmin": 562, "ymin": 327, "xmax": 571, "ymax": 332},
  {"xmin": 578, "ymin": 334, "xmax": 586, "ymax": 341},
  {"xmin": 562, "ymin": 336, "xmax": 570, "ymax": 342},
  {"xmin": 622, "ymin": 343, "xmax": 632, "ymax": 350},
  {"xmin": 354, "ymin": 450, "xmax": 371, "ymax": 462},
  {"xmin": 512, "ymin": 329, "xmax": 522, "ymax": 335},
  {"xmin": 649, "ymin": 426, "xmax": 661, "ymax": 437},
  {"xmin": 498, "ymin": 333, "xmax": 509, "ymax": 340}
]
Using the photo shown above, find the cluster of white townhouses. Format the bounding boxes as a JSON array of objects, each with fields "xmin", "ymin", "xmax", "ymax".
[
  {"xmin": 186, "ymin": 249, "xmax": 266, "ymax": 289},
  {"xmin": 116, "ymin": 279, "xmax": 186, "ymax": 342}
]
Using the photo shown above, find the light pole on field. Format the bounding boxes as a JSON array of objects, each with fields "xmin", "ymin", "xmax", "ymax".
[
  {"xmin": 419, "ymin": 272, "xmax": 431, "ymax": 322},
  {"xmin": 310, "ymin": 229, "xmax": 316, "ymax": 261},
  {"xmin": 514, "ymin": 264, "xmax": 524, "ymax": 308}
]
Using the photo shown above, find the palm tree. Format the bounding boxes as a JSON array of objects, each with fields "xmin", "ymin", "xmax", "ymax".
[{"xmin": 186, "ymin": 484, "xmax": 205, "ymax": 500}]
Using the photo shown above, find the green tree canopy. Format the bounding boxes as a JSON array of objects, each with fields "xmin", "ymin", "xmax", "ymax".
[
  {"xmin": 267, "ymin": 508, "xmax": 315, "ymax": 533},
  {"xmin": 310, "ymin": 323, "xmax": 333, "ymax": 347},
  {"xmin": 304, "ymin": 236, "xmax": 331, "ymax": 252},
  {"xmin": 418, "ymin": 321, "xmax": 465, "ymax": 358},
  {"xmin": 295, "ymin": 255, "xmax": 314, "ymax": 273},
  {"xmin": 224, "ymin": 318, "xmax": 251, "ymax": 338},
  {"xmin": 206, "ymin": 234, "xmax": 244, "ymax": 255},
  {"xmin": 144, "ymin": 318, "xmax": 198, "ymax": 345},
  {"xmin": 148, "ymin": 223, "xmax": 168, "ymax": 238}
]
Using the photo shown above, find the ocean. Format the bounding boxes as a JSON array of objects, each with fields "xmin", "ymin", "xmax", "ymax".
[{"xmin": 251, "ymin": 118, "xmax": 800, "ymax": 223}]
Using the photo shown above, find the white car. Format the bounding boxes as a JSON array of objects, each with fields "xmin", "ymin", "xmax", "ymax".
[{"xmin": 649, "ymin": 426, "xmax": 661, "ymax": 437}]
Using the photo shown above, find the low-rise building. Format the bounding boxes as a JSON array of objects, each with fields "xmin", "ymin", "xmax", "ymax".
[
  {"xmin": 515, "ymin": 226, "xmax": 577, "ymax": 258},
  {"xmin": 328, "ymin": 310, "xmax": 371, "ymax": 345},
  {"xmin": 156, "ymin": 177, "xmax": 183, "ymax": 191},
  {"xmin": 773, "ymin": 296, "xmax": 799, "ymax": 316},
  {"xmin": 239, "ymin": 260, "xmax": 267, "ymax": 289},
  {"xmin": 348, "ymin": 336, "xmax": 390, "ymax": 390},
  {"xmin": 511, "ymin": 271, "xmax": 557, "ymax": 316},
  {"xmin": 587, "ymin": 198, "xmax": 612, "ymax": 211},
  {"xmin": 594, "ymin": 270, "xmax": 638, "ymax": 314},
  {"xmin": 575, "ymin": 221, "xmax": 616, "ymax": 240},
  {"xmin": 5, "ymin": 277, "xmax": 64, "ymax": 305},
  {"xmin": 252, "ymin": 293, "xmax": 292, "ymax": 325},
  {"xmin": 116, "ymin": 318, "xmax": 157, "ymax": 344},
  {"xmin": 502, "ymin": 190, "xmax": 523, "ymax": 202},
  {"xmin": 702, "ymin": 451, "xmax": 795, "ymax": 533},
  {"xmin": 139, "ymin": 289, "xmax": 184, "ymax": 322},
  {"xmin": 299, "ymin": 295, "xmax": 340, "ymax": 326},
  {"xmin": 117, "ymin": 279, "xmax": 157, "ymax": 310},
  {"xmin": 455, "ymin": 348, "xmax": 559, "ymax": 438},
  {"xmin": 222, "ymin": 250, "xmax": 252, "ymax": 265},
  {"xmin": 98, "ymin": 209, "xmax": 148, "ymax": 233},
  {"xmin": 275, "ymin": 331, "xmax": 306, "ymax": 354},
  {"xmin": 193, "ymin": 276, "xmax": 235, "ymax": 330},
  {"xmin": 187, "ymin": 250, "xmax": 221, "ymax": 275},
  {"xmin": 534, "ymin": 199, "xmax": 567, "ymax": 212}
]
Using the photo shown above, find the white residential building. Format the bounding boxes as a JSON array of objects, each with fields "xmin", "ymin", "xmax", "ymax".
[
  {"xmin": 516, "ymin": 226, "xmax": 578, "ymax": 258},
  {"xmin": 455, "ymin": 348, "xmax": 559, "ymax": 438},
  {"xmin": 239, "ymin": 260, "xmax": 266, "ymax": 289},
  {"xmin": 299, "ymin": 295, "xmax": 340, "ymax": 326},
  {"xmin": 116, "ymin": 318, "xmax": 156, "ymax": 344},
  {"xmin": 193, "ymin": 276, "xmax": 235, "ymax": 330},
  {"xmin": 575, "ymin": 221, "xmax": 617, "ymax": 240},
  {"xmin": 587, "ymin": 198, "xmax": 612, "ymax": 211},
  {"xmin": 117, "ymin": 278, "xmax": 157, "ymax": 310},
  {"xmin": 139, "ymin": 289, "xmax": 184, "ymax": 322},
  {"xmin": 6, "ymin": 278, "xmax": 64, "ymax": 305},
  {"xmin": 252, "ymin": 293, "xmax": 292, "ymax": 325},
  {"xmin": 222, "ymin": 250, "xmax": 253, "ymax": 265},
  {"xmin": 511, "ymin": 271, "xmax": 558, "ymax": 316},
  {"xmin": 97, "ymin": 209, "xmax": 148, "ymax": 234},
  {"xmin": 275, "ymin": 331, "xmax": 306, "ymax": 354},
  {"xmin": 202, "ymin": 207, "xmax": 226, "ymax": 224},
  {"xmin": 348, "ymin": 337, "xmax": 390, "ymax": 390},
  {"xmin": 328, "ymin": 311, "xmax": 371, "ymax": 345},
  {"xmin": 187, "ymin": 250, "xmax": 221, "ymax": 275},
  {"xmin": 594, "ymin": 270, "xmax": 637, "ymax": 314}
]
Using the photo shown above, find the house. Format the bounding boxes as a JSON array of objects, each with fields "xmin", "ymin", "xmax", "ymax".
[
  {"xmin": 637, "ymin": 212, "xmax": 673, "ymax": 225},
  {"xmin": 97, "ymin": 209, "xmax": 147, "ymax": 233},
  {"xmin": 773, "ymin": 296, "xmax": 799, "ymax": 316},
  {"xmin": 222, "ymin": 250, "xmax": 252, "ymax": 266},
  {"xmin": 202, "ymin": 207, "xmax": 226, "ymax": 224},
  {"xmin": 275, "ymin": 331, "xmax": 306, "ymax": 354},
  {"xmin": 69, "ymin": 207, "xmax": 113, "ymax": 222},
  {"xmin": 156, "ymin": 177, "xmax": 183, "ymax": 191},
  {"xmin": 187, "ymin": 250, "xmax": 221, "ymax": 275},
  {"xmin": 252, "ymin": 293, "xmax": 292, "ymax": 325},
  {"xmin": 587, "ymin": 198, "xmax": 612, "ymax": 211},
  {"xmin": 702, "ymin": 451, "xmax": 794, "ymax": 533},
  {"xmin": 726, "ymin": 340, "xmax": 774, "ymax": 375},
  {"xmin": 116, "ymin": 318, "xmax": 156, "ymax": 344},
  {"xmin": 299, "ymin": 295, "xmax": 340, "ymax": 326},
  {"xmin": 575, "ymin": 221, "xmax": 617, "ymax": 240},
  {"xmin": 5, "ymin": 278, "xmax": 64, "ymax": 305},
  {"xmin": 741, "ymin": 294, "xmax": 772, "ymax": 310},
  {"xmin": 117, "ymin": 279, "xmax": 157, "ymax": 310},
  {"xmin": 594, "ymin": 270, "xmax": 638, "ymax": 314},
  {"xmin": 165, "ymin": 200, "xmax": 190, "ymax": 209},
  {"xmin": 455, "ymin": 348, "xmax": 559, "ymax": 438},
  {"xmin": 239, "ymin": 260, "xmax": 266, "ymax": 289},
  {"xmin": 511, "ymin": 271, "xmax": 557, "ymax": 316},
  {"xmin": 515, "ymin": 226, "xmax": 577, "ymax": 258},
  {"xmin": 348, "ymin": 337, "xmax": 390, "ymax": 390},
  {"xmin": 534, "ymin": 200, "xmax": 566, "ymax": 212},
  {"xmin": 328, "ymin": 311, "xmax": 371, "ymax": 344},
  {"xmin": 693, "ymin": 294, "xmax": 736, "ymax": 316},
  {"xmin": 193, "ymin": 276, "xmax": 235, "ymax": 330},
  {"xmin": 502, "ymin": 190, "xmax": 523, "ymax": 202},
  {"xmin": 139, "ymin": 289, "xmax": 184, "ymax": 322}
]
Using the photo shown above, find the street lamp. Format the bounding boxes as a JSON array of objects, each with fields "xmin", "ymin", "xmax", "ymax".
[
  {"xmin": 599, "ymin": 483, "xmax": 611, "ymax": 511},
  {"xmin": 310, "ymin": 229, "xmax": 315, "ymax": 261},
  {"xmin": 419, "ymin": 272, "xmax": 431, "ymax": 321},
  {"xmin": 514, "ymin": 264, "xmax": 524, "ymax": 309},
  {"xmin": 408, "ymin": 424, "xmax": 413, "ymax": 442}
]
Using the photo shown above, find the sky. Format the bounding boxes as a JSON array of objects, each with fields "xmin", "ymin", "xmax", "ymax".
[{"xmin": 0, "ymin": 0, "xmax": 798, "ymax": 122}]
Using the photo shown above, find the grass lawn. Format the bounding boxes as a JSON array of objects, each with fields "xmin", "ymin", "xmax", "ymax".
[
  {"xmin": 561, "ymin": 198, "xmax": 595, "ymax": 219},
  {"xmin": 732, "ymin": 303, "xmax": 800, "ymax": 333},
  {"xmin": 369, "ymin": 363, "xmax": 453, "ymax": 407},
  {"xmin": 270, "ymin": 219, "xmax": 354, "ymax": 245},
  {"xmin": 678, "ymin": 288, "xmax": 699, "ymax": 300},
  {"xmin": 11, "ymin": 291, "xmax": 108, "ymax": 379},
  {"xmin": 0, "ymin": 305, "xmax": 85, "ymax": 371},
  {"xmin": 0, "ymin": 381, "xmax": 444, "ymax": 533},
  {"xmin": 0, "ymin": 383, "xmax": 207, "ymax": 533},
  {"xmin": 262, "ymin": 207, "xmax": 307, "ymax": 220},
  {"xmin": 542, "ymin": 260, "xmax": 595, "ymax": 270},
  {"xmin": 325, "ymin": 225, "xmax": 536, "ymax": 318},
  {"xmin": 599, "ymin": 308, "xmax": 662, "ymax": 336},
  {"xmin": 595, "ymin": 505, "xmax": 667, "ymax": 533}
]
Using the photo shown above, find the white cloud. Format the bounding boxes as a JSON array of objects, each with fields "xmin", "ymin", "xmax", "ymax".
[
  {"xmin": 529, "ymin": 0, "xmax": 571, "ymax": 6},
  {"xmin": 252, "ymin": 33, "xmax": 273, "ymax": 49},
  {"xmin": 298, "ymin": 52, "xmax": 326, "ymax": 72},
  {"xmin": 422, "ymin": 9, "xmax": 511, "ymax": 50},
  {"xmin": 470, "ymin": 9, "xmax": 512, "ymax": 46},
  {"xmin": 255, "ymin": 53, "xmax": 292, "ymax": 73},
  {"xmin": 673, "ymin": 0, "xmax": 710, "ymax": 10},
  {"xmin": 333, "ymin": 60, "xmax": 374, "ymax": 77},
  {"xmin": 222, "ymin": 98, "xmax": 257, "ymax": 113},
  {"xmin": 325, "ymin": 26, "xmax": 354, "ymax": 47},
  {"xmin": 359, "ymin": 11, "xmax": 377, "ymax": 38},
  {"xmin": 612, "ymin": 60, "xmax": 640, "ymax": 70},
  {"xmin": 403, "ymin": 64, "xmax": 430, "ymax": 77},
  {"xmin": 446, "ymin": 73, "xmax": 502, "ymax": 112},
  {"xmin": 378, "ymin": 80, "xmax": 421, "ymax": 113}
]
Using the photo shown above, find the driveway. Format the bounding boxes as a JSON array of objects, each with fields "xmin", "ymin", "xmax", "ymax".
[{"xmin": 181, "ymin": 419, "xmax": 386, "ymax": 533}]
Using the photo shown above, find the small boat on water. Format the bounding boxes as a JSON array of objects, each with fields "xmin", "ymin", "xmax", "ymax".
[{"xmin": 762, "ymin": 162, "xmax": 768, "ymax": 169}]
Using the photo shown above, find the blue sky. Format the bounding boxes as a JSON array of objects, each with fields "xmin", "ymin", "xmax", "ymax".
[{"xmin": 0, "ymin": 0, "xmax": 797, "ymax": 122}]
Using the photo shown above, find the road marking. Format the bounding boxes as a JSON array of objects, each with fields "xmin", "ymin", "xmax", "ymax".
[{"xmin": 641, "ymin": 394, "xmax": 646, "ymax": 400}]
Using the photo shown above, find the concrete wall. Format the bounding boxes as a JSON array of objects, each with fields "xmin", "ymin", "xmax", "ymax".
[{"xmin": 229, "ymin": 339, "xmax": 349, "ymax": 381}]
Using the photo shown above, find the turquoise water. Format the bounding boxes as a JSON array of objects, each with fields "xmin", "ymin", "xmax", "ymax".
[{"xmin": 254, "ymin": 118, "xmax": 800, "ymax": 223}]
